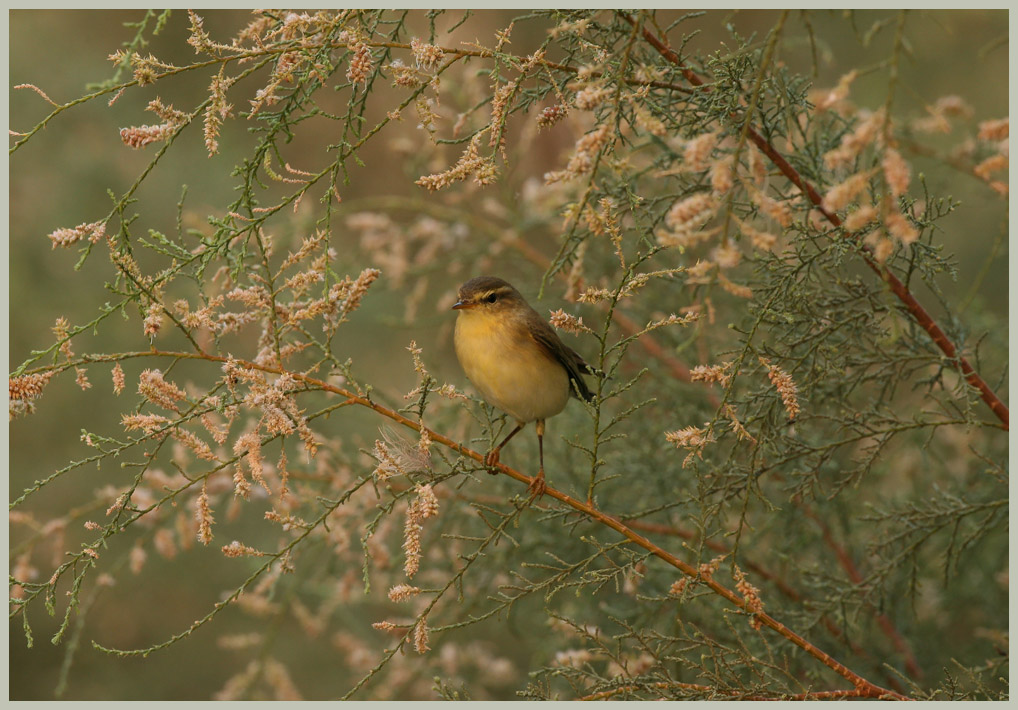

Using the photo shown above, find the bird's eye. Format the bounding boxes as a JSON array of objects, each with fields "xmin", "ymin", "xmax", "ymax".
[{"xmin": 485, "ymin": 293, "xmax": 498, "ymax": 304}]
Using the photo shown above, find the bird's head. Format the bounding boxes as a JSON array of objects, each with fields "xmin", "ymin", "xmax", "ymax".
[{"xmin": 451, "ymin": 276, "xmax": 527, "ymax": 315}]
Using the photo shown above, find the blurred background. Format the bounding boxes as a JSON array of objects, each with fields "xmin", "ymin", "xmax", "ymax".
[{"xmin": 9, "ymin": 9, "xmax": 1008, "ymax": 700}]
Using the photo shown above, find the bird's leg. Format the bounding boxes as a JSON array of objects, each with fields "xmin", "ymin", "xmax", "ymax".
[
  {"xmin": 485, "ymin": 422, "xmax": 524, "ymax": 473},
  {"xmin": 528, "ymin": 419, "xmax": 547, "ymax": 498}
]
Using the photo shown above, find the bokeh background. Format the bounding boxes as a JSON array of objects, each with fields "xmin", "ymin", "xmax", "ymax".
[{"xmin": 10, "ymin": 9, "xmax": 1007, "ymax": 700}]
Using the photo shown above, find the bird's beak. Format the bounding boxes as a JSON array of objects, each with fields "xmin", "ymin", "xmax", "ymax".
[{"xmin": 451, "ymin": 300, "xmax": 473, "ymax": 310}]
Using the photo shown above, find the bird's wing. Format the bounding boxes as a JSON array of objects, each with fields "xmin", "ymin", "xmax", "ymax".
[{"xmin": 528, "ymin": 320, "xmax": 595, "ymax": 402}]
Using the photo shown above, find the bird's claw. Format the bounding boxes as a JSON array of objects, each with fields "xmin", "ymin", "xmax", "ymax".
[
  {"xmin": 527, "ymin": 471, "xmax": 547, "ymax": 499},
  {"xmin": 484, "ymin": 448, "xmax": 501, "ymax": 474}
]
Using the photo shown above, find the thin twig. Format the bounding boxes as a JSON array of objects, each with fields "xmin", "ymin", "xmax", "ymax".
[
  {"xmin": 580, "ymin": 681, "xmax": 884, "ymax": 701},
  {"xmin": 804, "ymin": 509, "xmax": 924, "ymax": 680},
  {"xmin": 81, "ymin": 347, "xmax": 908, "ymax": 700},
  {"xmin": 623, "ymin": 516, "xmax": 909, "ymax": 693},
  {"xmin": 619, "ymin": 12, "xmax": 1008, "ymax": 430}
]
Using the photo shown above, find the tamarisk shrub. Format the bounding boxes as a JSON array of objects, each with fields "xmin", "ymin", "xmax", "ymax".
[{"xmin": 10, "ymin": 9, "xmax": 1007, "ymax": 700}]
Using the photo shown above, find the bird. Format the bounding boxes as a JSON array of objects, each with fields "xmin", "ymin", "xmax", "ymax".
[{"xmin": 451, "ymin": 276, "xmax": 595, "ymax": 497}]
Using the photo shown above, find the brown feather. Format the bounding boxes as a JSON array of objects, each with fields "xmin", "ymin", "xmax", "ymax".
[{"xmin": 525, "ymin": 310, "xmax": 595, "ymax": 402}]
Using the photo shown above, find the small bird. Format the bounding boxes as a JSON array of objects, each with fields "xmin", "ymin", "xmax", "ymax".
[{"xmin": 452, "ymin": 276, "xmax": 595, "ymax": 497}]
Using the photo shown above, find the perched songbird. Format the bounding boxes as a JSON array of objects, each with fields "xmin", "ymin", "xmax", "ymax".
[{"xmin": 452, "ymin": 276, "xmax": 595, "ymax": 496}]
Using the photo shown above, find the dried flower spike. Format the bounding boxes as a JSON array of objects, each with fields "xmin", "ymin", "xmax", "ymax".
[
  {"xmin": 885, "ymin": 208, "xmax": 918, "ymax": 245},
  {"xmin": 544, "ymin": 125, "xmax": 610, "ymax": 184},
  {"xmin": 410, "ymin": 37, "xmax": 444, "ymax": 70},
  {"xmin": 346, "ymin": 43, "xmax": 372, "ymax": 84},
  {"xmin": 49, "ymin": 221, "xmax": 106, "ymax": 249},
  {"xmin": 413, "ymin": 617, "xmax": 430, "ymax": 654},
  {"xmin": 388, "ymin": 584, "xmax": 422, "ymax": 602},
  {"xmin": 822, "ymin": 171, "xmax": 871, "ymax": 212},
  {"xmin": 733, "ymin": 565, "xmax": 765, "ymax": 629},
  {"xmin": 403, "ymin": 501, "xmax": 423, "ymax": 579},
  {"xmin": 690, "ymin": 361, "xmax": 733, "ymax": 388},
  {"xmin": 10, "ymin": 371, "xmax": 54, "ymax": 402},
  {"xmin": 537, "ymin": 104, "xmax": 568, "ymax": 129},
  {"xmin": 978, "ymin": 117, "xmax": 1008, "ymax": 142},
  {"xmin": 196, "ymin": 482, "xmax": 215, "ymax": 545},
  {"xmin": 549, "ymin": 309, "xmax": 591, "ymax": 335},
  {"xmin": 760, "ymin": 358, "xmax": 800, "ymax": 421},
  {"xmin": 844, "ymin": 204, "xmax": 878, "ymax": 232},
  {"xmin": 138, "ymin": 369, "xmax": 187, "ymax": 412},
  {"xmin": 683, "ymin": 132, "xmax": 718, "ymax": 171},
  {"xmin": 665, "ymin": 424, "xmax": 716, "ymax": 467},
  {"xmin": 882, "ymin": 148, "xmax": 910, "ymax": 198},
  {"xmin": 111, "ymin": 363, "xmax": 125, "ymax": 395},
  {"xmin": 415, "ymin": 484, "xmax": 439, "ymax": 520}
]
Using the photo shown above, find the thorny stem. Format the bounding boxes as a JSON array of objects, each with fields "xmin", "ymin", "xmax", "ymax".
[
  {"xmin": 80, "ymin": 347, "xmax": 908, "ymax": 700},
  {"xmin": 619, "ymin": 12, "xmax": 1009, "ymax": 429}
]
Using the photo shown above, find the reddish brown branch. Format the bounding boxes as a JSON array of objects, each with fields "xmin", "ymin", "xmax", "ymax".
[
  {"xmin": 124, "ymin": 348, "xmax": 907, "ymax": 700},
  {"xmin": 621, "ymin": 13, "xmax": 1008, "ymax": 430},
  {"xmin": 308, "ymin": 382, "xmax": 905, "ymax": 697},
  {"xmin": 806, "ymin": 510, "xmax": 924, "ymax": 680},
  {"xmin": 580, "ymin": 682, "xmax": 883, "ymax": 701},
  {"xmin": 400, "ymin": 477, "xmax": 902, "ymax": 690},
  {"xmin": 901, "ymin": 138, "xmax": 1008, "ymax": 198},
  {"xmin": 624, "ymin": 517, "xmax": 908, "ymax": 693}
]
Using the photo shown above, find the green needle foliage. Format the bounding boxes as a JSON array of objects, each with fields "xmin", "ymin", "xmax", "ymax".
[{"xmin": 10, "ymin": 9, "xmax": 1007, "ymax": 701}]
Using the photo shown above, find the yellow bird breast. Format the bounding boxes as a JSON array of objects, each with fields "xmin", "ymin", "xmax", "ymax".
[{"xmin": 454, "ymin": 309, "xmax": 569, "ymax": 423}]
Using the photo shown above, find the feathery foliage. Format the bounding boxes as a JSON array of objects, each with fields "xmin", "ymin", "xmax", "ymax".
[{"xmin": 10, "ymin": 9, "xmax": 1007, "ymax": 700}]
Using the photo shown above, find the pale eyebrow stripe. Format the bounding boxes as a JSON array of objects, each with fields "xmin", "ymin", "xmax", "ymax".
[{"xmin": 468, "ymin": 285, "xmax": 514, "ymax": 300}]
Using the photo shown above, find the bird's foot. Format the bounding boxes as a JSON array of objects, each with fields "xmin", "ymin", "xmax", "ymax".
[
  {"xmin": 527, "ymin": 470, "xmax": 547, "ymax": 499},
  {"xmin": 484, "ymin": 448, "xmax": 501, "ymax": 475}
]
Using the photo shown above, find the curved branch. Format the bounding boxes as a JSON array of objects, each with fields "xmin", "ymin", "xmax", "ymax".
[
  {"xmin": 580, "ymin": 682, "xmax": 885, "ymax": 701},
  {"xmin": 620, "ymin": 12, "xmax": 1008, "ymax": 430},
  {"xmin": 92, "ymin": 347, "xmax": 909, "ymax": 700}
]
